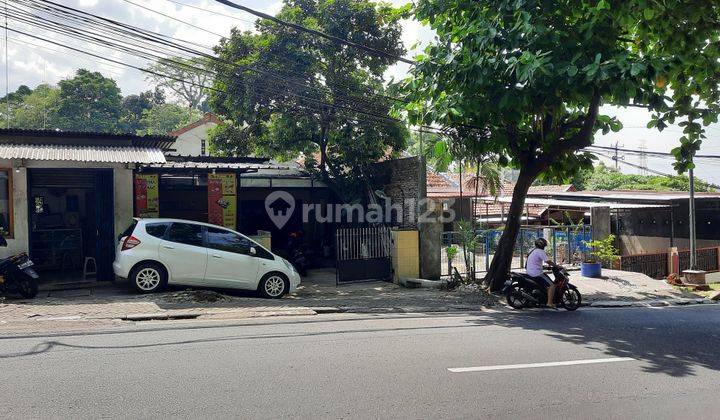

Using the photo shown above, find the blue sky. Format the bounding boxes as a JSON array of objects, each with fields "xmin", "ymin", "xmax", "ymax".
[{"xmin": 3, "ymin": 0, "xmax": 719, "ymax": 185}]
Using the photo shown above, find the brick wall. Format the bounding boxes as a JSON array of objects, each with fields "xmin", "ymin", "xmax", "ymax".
[{"xmin": 372, "ymin": 156, "xmax": 426, "ymax": 229}]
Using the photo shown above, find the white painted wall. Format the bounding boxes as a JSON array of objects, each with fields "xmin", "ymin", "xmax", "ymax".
[
  {"xmin": 172, "ymin": 122, "xmax": 217, "ymax": 156},
  {"xmin": 0, "ymin": 159, "xmax": 134, "ymax": 259}
]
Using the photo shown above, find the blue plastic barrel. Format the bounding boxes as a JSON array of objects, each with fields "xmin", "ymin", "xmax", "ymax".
[{"xmin": 581, "ymin": 262, "xmax": 602, "ymax": 278}]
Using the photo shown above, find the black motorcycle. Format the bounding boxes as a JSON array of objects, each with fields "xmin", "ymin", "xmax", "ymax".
[
  {"xmin": 503, "ymin": 265, "xmax": 582, "ymax": 311},
  {"xmin": 290, "ymin": 248, "xmax": 309, "ymax": 277},
  {"xmin": 0, "ymin": 236, "xmax": 40, "ymax": 299}
]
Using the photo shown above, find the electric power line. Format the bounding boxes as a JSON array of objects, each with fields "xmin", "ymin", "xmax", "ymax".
[
  {"xmin": 211, "ymin": 0, "xmax": 415, "ymax": 65},
  {"xmin": 586, "ymin": 145, "xmax": 720, "ymax": 159}
]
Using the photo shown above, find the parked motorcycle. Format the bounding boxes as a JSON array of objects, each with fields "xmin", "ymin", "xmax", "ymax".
[
  {"xmin": 503, "ymin": 265, "xmax": 581, "ymax": 311},
  {"xmin": 290, "ymin": 248, "xmax": 309, "ymax": 277},
  {"xmin": 0, "ymin": 236, "xmax": 40, "ymax": 299}
]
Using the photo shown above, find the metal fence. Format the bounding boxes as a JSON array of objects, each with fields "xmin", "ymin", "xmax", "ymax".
[
  {"xmin": 620, "ymin": 253, "xmax": 669, "ymax": 279},
  {"xmin": 336, "ymin": 226, "xmax": 394, "ymax": 284},
  {"xmin": 441, "ymin": 225, "xmax": 592, "ymax": 278},
  {"xmin": 679, "ymin": 247, "xmax": 719, "ymax": 273},
  {"xmin": 619, "ymin": 246, "xmax": 720, "ymax": 279}
]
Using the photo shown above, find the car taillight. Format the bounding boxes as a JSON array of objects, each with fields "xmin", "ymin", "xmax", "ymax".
[{"xmin": 122, "ymin": 235, "xmax": 141, "ymax": 251}]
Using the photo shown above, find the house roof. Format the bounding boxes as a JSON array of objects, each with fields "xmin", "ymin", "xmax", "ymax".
[
  {"xmin": 548, "ymin": 190, "xmax": 720, "ymax": 201},
  {"xmin": 426, "ymin": 170, "xmax": 460, "ymax": 197},
  {"xmin": 140, "ymin": 155, "xmax": 320, "ymax": 180},
  {"xmin": 0, "ymin": 143, "xmax": 166, "ymax": 164},
  {"xmin": 0, "ymin": 128, "xmax": 176, "ymax": 150},
  {"xmin": 169, "ymin": 112, "xmax": 222, "ymax": 137}
]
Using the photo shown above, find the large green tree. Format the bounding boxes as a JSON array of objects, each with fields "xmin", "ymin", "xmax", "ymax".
[
  {"xmin": 6, "ymin": 84, "xmax": 60, "ymax": 129},
  {"xmin": 402, "ymin": 0, "xmax": 720, "ymax": 290},
  {"xmin": 120, "ymin": 88, "xmax": 165, "ymax": 133},
  {"xmin": 209, "ymin": 0, "xmax": 407, "ymax": 197},
  {"xmin": 138, "ymin": 103, "xmax": 203, "ymax": 135},
  {"xmin": 55, "ymin": 69, "xmax": 123, "ymax": 132}
]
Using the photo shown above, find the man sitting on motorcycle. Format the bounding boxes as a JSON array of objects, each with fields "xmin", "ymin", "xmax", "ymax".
[{"xmin": 526, "ymin": 237, "xmax": 558, "ymax": 309}]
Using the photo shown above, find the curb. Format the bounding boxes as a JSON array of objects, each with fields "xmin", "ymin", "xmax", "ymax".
[{"xmin": 588, "ymin": 298, "xmax": 717, "ymax": 308}]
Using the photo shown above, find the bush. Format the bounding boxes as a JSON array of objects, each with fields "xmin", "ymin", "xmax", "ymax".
[{"xmin": 584, "ymin": 234, "xmax": 620, "ymax": 267}]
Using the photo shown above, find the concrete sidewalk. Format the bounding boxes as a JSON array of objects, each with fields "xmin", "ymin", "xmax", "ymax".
[
  {"xmin": 0, "ymin": 268, "xmax": 712, "ymax": 335},
  {"xmin": 572, "ymin": 269, "xmax": 700, "ymax": 303}
]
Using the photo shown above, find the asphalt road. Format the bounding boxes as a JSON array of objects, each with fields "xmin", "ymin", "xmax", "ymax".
[{"xmin": 1, "ymin": 305, "xmax": 719, "ymax": 419}]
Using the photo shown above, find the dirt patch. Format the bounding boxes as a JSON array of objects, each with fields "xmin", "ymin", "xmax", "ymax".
[{"xmin": 156, "ymin": 290, "xmax": 234, "ymax": 304}]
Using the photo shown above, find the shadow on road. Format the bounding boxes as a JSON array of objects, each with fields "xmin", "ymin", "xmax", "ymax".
[
  {"xmin": 2, "ymin": 307, "xmax": 719, "ymax": 379},
  {"xmin": 465, "ymin": 307, "xmax": 720, "ymax": 377}
]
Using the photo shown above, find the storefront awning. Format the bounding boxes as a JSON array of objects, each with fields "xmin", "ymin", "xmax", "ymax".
[{"xmin": 0, "ymin": 143, "xmax": 166, "ymax": 164}]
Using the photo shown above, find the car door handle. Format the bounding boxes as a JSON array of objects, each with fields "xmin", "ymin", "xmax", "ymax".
[
  {"xmin": 212, "ymin": 254, "xmax": 222, "ymax": 259},
  {"xmin": 163, "ymin": 245, "xmax": 175, "ymax": 250}
]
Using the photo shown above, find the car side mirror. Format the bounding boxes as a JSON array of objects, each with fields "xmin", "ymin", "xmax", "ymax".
[
  {"xmin": 250, "ymin": 246, "xmax": 257, "ymax": 256},
  {"xmin": 0, "ymin": 235, "xmax": 6, "ymax": 247}
]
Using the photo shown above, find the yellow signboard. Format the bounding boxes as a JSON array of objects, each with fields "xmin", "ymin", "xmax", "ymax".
[{"xmin": 208, "ymin": 173, "xmax": 237, "ymax": 229}]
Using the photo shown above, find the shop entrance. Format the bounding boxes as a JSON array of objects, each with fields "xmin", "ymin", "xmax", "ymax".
[{"xmin": 28, "ymin": 169, "xmax": 115, "ymax": 283}]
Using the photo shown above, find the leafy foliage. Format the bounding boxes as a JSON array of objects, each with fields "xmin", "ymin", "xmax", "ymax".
[
  {"xmin": 138, "ymin": 103, "xmax": 203, "ymax": 135},
  {"xmin": 54, "ymin": 69, "xmax": 123, "ymax": 132},
  {"xmin": 400, "ymin": 0, "xmax": 720, "ymax": 289},
  {"xmin": 584, "ymin": 234, "xmax": 620, "ymax": 266},
  {"xmin": 119, "ymin": 88, "xmax": 165, "ymax": 133},
  {"xmin": 6, "ymin": 84, "xmax": 59, "ymax": 129},
  {"xmin": 1, "ymin": 71, "xmax": 188, "ymax": 135},
  {"xmin": 209, "ymin": 0, "xmax": 408, "ymax": 198},
  {"xmin": 569, "ymin": 163, "xmax": 715, "ymax": 192},
  {"xmin": 207, "ymin": 123, "xmax": 252, "ymax": 157}
]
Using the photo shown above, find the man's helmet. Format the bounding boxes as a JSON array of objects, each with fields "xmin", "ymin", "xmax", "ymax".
[{"xmin": 535, "ymin": 237, "xmax": 548, "ymax": 249}]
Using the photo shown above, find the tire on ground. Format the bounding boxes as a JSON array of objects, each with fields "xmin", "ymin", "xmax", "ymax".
[
  {"xmin": 130, "ymin": 262, "xmax": 167, "ymax": 294},
  {"xmin": 257, "ymin": 272, "xmax": 289, "ymax": 299}
]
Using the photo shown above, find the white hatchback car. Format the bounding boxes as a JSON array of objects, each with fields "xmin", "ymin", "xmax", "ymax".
[{"xmin": 113, "ymin": 218, "xmax": 300, "ymax": 298}]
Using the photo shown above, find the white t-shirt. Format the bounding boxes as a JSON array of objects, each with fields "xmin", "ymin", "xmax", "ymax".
[{"xmin": 526, "ymin": 248, "xmax": 548, "ymax": 277}]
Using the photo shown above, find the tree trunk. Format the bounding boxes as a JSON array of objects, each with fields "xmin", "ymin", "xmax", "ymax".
[{"xmin": 484, "ymin": 166, "xmax": 538, "ymax": 292}]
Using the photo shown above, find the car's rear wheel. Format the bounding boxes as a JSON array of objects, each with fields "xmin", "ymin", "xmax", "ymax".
[
  {"xmin": 258, "ymin": 272, "xmax": 288, "ymax": 299},
  {"xmin": 130, "ymin": 263, "xmax": 167, "ymax": 294}
]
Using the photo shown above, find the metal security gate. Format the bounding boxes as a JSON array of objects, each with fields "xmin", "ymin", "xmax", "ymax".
[{"xmin": 336, "ymin": 226, "xmax": 393, "ymax": 284}]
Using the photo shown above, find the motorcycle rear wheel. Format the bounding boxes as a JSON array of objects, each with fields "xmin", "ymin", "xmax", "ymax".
[
  {"xmin": 561, "ymin": 286, "xmax": 581, "ymax": 311},
  {"xmin": 17, "ymin": 278, "xmax": 38, "ymax": 299},
  {"xmin": 506, "ymin": 284, "xmax": 529, "ymax": 309}
]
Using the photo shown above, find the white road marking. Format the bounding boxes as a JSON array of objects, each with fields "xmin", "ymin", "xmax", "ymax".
[{"xmin": 448, "ymin": 357, "xmax": 635, "ymax": 373}]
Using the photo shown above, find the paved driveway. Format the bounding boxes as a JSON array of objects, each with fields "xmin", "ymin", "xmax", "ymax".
[{"xmin": 571, "ymin": 269, "xmax": 698, "ymax": 302}]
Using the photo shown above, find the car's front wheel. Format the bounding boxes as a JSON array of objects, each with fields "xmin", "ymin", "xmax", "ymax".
[
  {"xmin": 130, "ymin": 262, "xmax": 167, "ymax": 294},
  {"xmin": 258, "ymin": 272, "xmax": 288, "ymax": 299}
]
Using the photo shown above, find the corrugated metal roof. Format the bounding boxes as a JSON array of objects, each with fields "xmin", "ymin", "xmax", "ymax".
[
  {"xmin": 0, "ymin": 143, "xmax": 166, "ymax": 163},
  {"xmin": 0, "ymin": 128, "xmax": 176, "ymax": 150},
  {"xmin": 489, "ymin": 196, "xmax": 670, "ymax": 209},
  {"xmin": 147, "ymin": 161, "xmax": 291, "ymax": 170}
]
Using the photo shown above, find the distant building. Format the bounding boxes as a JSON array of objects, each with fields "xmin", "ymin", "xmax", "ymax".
[{"xmin": 168, "ymin": 112, "xmax": 222, "ymax": 157}]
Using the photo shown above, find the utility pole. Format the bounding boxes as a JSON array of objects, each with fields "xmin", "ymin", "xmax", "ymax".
[
  {"xmin": 613, "ymin": 141, "xmax": 619, "ymax": 170},
  {"xmin": 689, "ymin": 164, "xmax": 697, "ymax": 269},
  {"xmin": 4, "ymin": 0, "xmax": 9, "ymax": 128},
  {"xmin": 638, "ymin": 139, "xmax": 648, "ymax": 176},
  {"xmin": 611, "ymin": 141, "xmax": 624, "ymax": 170}
]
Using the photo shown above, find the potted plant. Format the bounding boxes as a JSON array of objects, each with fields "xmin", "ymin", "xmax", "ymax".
[{"xmin": 582, "ymin": 234, "xmax": 620, "ymax": 278}]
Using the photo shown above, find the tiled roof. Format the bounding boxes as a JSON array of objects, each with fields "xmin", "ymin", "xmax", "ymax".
[
  {"xmin": 0, "ymin": 143, "xmax": 166, "ymax": 163},
  {"xmin": 426, "ymin": 170, "xmax": 460, "ymax": 197},
  {"xmin": 168, "ymin": 112, "xmax": 222, "ymax": 136}
]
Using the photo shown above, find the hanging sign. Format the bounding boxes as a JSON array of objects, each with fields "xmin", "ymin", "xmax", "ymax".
[
  {"xmin": 134, "ymin": 174, "xmax": 159, "ymax": 217},
  {"xmin": 208, "ymin": 173, "xmax": 237, "ymax": 229}
]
